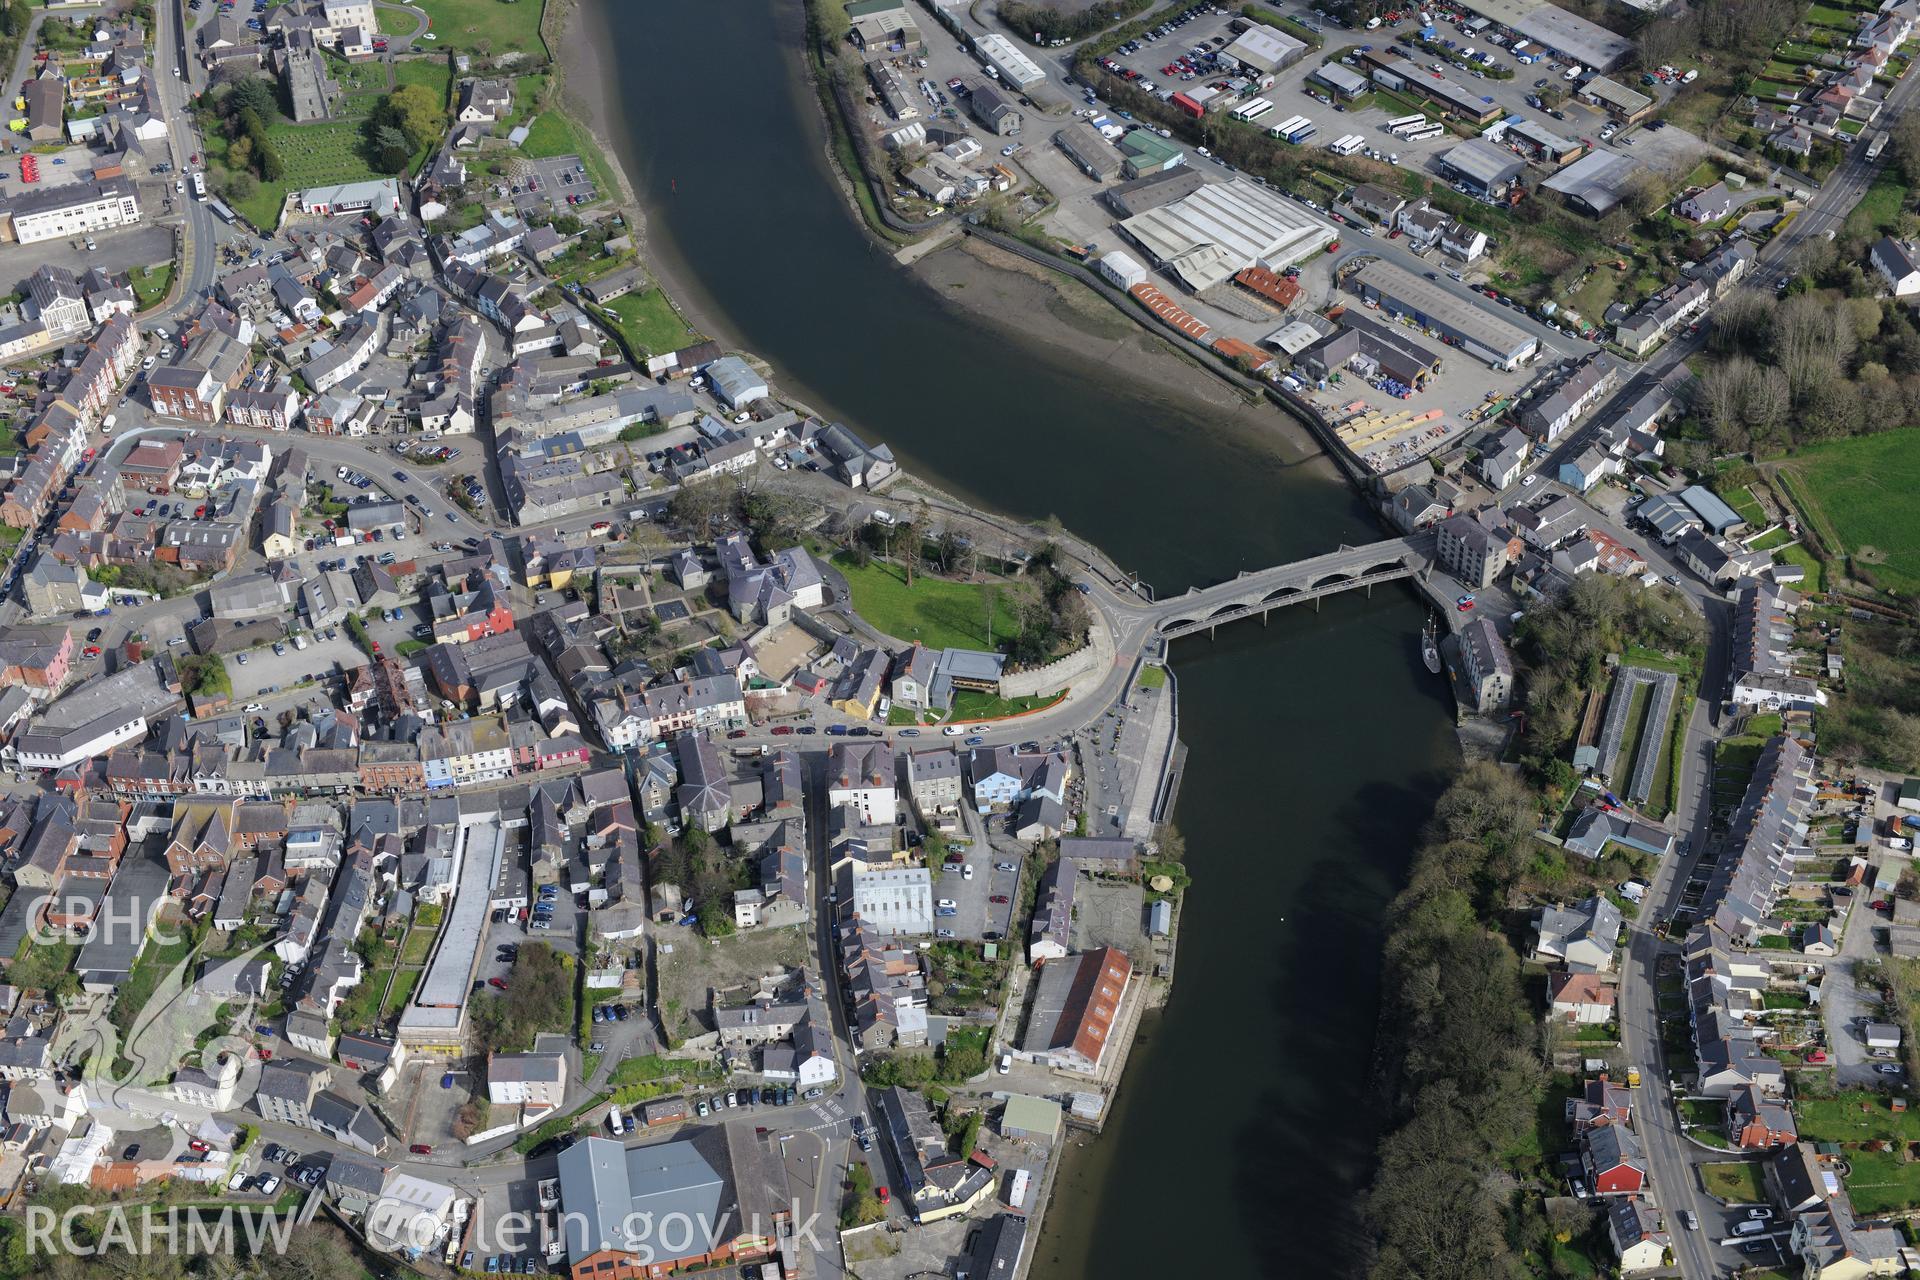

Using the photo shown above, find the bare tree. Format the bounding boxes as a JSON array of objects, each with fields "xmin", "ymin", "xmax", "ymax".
[{"xmin": 1709, "ymin": 290, "xmax": 1775, "ymax": 356}]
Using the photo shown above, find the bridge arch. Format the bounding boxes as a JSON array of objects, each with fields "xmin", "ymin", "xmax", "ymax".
[
  {"xmin": 1362, "ymin": 558, "xmax": 1409, "ymax": 578},
  {"xmin": 1307, "ymin": 571, "xmax": 1354, "ymax": 590},
  {"xmin": 1262, "ymin": 585, "xmax": 1303, "ymax": 604},
  {"xmin": 1207, "ymin": 601, "xmax": 1247, "ymax": 620}
]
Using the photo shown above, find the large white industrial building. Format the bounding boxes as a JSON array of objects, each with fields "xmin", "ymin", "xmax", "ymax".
[
  {"xmin": 974, "ymin": 33, "xmax": 1046, "ymax": 89},
  {"xmin": 1117, "ymin": 177, "xmax": 1336, "ymax": 292}
]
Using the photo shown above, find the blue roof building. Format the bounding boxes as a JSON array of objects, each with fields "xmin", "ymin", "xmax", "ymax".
[{"xmin": 1679, "ymin": 484, "xmax": 1744, "ymax": 534}]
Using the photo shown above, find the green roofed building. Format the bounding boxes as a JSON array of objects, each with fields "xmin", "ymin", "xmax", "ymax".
[
  {"xmin": 1118, "ymin": 129, "xmax": 1184, "ymax": 179},
  {"xmin": 1000, "ymin": 1093, "xmax": 1063, "ymax": 1141}
]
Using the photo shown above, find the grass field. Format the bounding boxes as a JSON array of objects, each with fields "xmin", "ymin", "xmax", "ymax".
[
  {"xmin": 1774, "ymin": 543, "xmax": 1825, "ymax": 593},
  {"xmin": 415, "ymin": 0, "xmax": 545, "ymax": 54},
  {"xmin": 378, "ymin": 6, "xmax": 418, "ymax": 35},
  {"xmin": 129, "ymin": 263, "xmax": 172, "ymax": 309},
  {"xmin": 1783, "ymin": 430, "xmax": 1920, "ymax": 594},
  {"xmin": 1722, "ymin": 485, "xmax": 1766, "ymax": 526},
  {"xmin": 1807, "ymin": 2, "xmax": 1870, "ymax": 29},
  {"xmin": 948, "ymin": 689, "xmax": 1063, "ymax": 720},
  {"xmin": 380, "ymin": 968, "xmax": 421, "ymax": 1018},
  {"xmin": 1845, "ymin": 170, "xmax": 1910, "ymax": 241},
  {"xmin": 394, "ymin": 57, "xmax": 455, "ymax": 103},
  {"xmin": 1798, "ymin": 1091, "xmax": 1920, "ymax": 1143},
  {"xmin": 1843, "ymin": 1145, "xmax": 1920, "ymax": 1215},
  {"xmin": 598, "ymin": 289, "xmax": 699, "ymax": 357},
  {"xmin": 400, "ymin": 927, "xmax": 438, "ymax": 966},
  {"xmin": 1699, "ymin": 1161, "xmax": 1767, "ymax": 1203},
  {"xmin": 831, "ymin": 554, "xmax": 1020, "ymax": 651}
]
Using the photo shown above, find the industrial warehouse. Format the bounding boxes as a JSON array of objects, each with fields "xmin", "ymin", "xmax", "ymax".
[
  {"xmin": 1348, "ymin": 259, "xmax": 1540, "ymax": 370},
  {"xmin": 1451, "ymin": 0, "xmax": 1635, "ymax": 71},
  {"xmin": 1116, "ymin": 177, "xmax": 1337, "ymax": 292}
]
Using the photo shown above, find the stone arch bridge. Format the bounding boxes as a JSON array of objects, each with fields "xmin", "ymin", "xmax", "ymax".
[{"xmin": 1148, "ymin": 533, "xmax": 1438, "ymax": 640}]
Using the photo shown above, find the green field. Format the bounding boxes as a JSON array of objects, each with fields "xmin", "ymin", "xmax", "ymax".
[
  {"xmin": 597, "ymin": 289, "xmax": 698, "ymax": 357},
  {"xmin": 1844, "ymin": 170, "xmax": 1910, "ymax": 241},
  {"xmin": 394, "ymin": 56, "xmax": 455, "ymax": 103},
  {"xmin": 377, "ymin": 6, "xmax": 419, "ymax": 35},
  {"xmin": 400, "ymin": 927, "xmax": 438, "ymax": 966},
  {"xmin": 831, "ymin": 554, "xmax": 1020, "ymax": 652},
  {"xmin": 948, "ymin": 689, "xmax": 1063, "ymax": 720},
  {"xmin": 381, "ymin": 968, "xmax": 420, "ymax": 1018},
  {"xmin": 1721, "ymin": 485, "xmax": 1765, "ymax": 526},
  {"xmin": 129, "ymin": 263, "xmax": 172, "ymax": 309},
  {"xmin": 1783, "ymin": 430, "xmax": 1920, "ymax": 594},
  {"xmin": 1774, "ymin": 543, "xmax": 1825, "ymax": 593},
  {"xmin": 1806, "ymin": 2, "xmax": 1870, "ymax": 29},
  {"xmin": 1798, "ymin": 1091, "xmax": 1920, "ymax": 1143},
  {"xmin": 1844, "ymin": 1145, "xmax": 1920, "ymax": 1215},
  {"xmin": 415, "ymin": 0, "xmax": 546, "ymax": 53},
  {"xmin": 1699, "ymin": 1161, "xmax": 1767, "ymax": 1203}
]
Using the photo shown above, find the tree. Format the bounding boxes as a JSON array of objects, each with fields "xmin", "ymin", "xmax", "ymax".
[
  {"xmin": 257, "ymin": 141, "xmax": 284, "ymax": 183},
  {"xmin": 277, "ymin": 1225, "xmax": 366, "ymax": 1280},
  {"xmin": 227, "ymin": 135, "xmax": 254, "ymax": 174},
  {"xmin": 380, "ymin": 82, "xmax": 448, "ymax": 152},
  {"xmin": 368, "ymin": 124, "xmax": 412, "ymax": 175},
  {"xmin": 667, "ymin": 481, "xmax": 736, "ymax": 538},
  {"xmin": 227, "ymin": 75, "xmax": 277, "ymax": 121}
]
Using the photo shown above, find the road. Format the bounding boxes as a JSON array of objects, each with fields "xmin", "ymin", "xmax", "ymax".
[
  {"xmin": 153, "ymin": 0, "xmax": 223, "ymax": 314},
  {"xmin": 1613, "ymin": 586, "xmax": 1741, "ymax": 1278}
]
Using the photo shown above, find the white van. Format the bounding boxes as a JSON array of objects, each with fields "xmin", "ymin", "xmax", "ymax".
[
  {"xmin": 1733, "ymin": 1220, "xmax": 1767, "ymax": 1237},
  {"xmin": 997, "ymin": 1053, "xmax": 1012, "ymax": 1074}
]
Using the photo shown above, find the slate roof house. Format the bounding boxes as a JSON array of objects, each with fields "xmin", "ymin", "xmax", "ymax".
[{"xmin": 1531, "ymin": 896, "xmax": 1620, "ymax": 974}]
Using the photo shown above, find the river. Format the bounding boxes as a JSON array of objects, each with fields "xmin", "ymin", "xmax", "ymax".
[{"xmin": 580, "ymin": 2, "xmax": 1460, "ymax": 1272}]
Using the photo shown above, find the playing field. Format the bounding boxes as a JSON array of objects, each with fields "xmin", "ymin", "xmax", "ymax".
[
  {"xmin": 1783, "ymin": 430, "xmax": 1920, "ymax": 594},
  {"xmin": 415, "ymin": 0, "xmax": 546, "ymax": 54}
]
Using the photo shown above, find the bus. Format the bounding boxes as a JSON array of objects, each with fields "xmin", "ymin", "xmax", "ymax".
[
  {"xmin": 208, "ymin": 199, "xmax": 235, "ymax": 224},
  {"xmin": 1267, "ymin": 114, "xmax": 1310, "ymax": 140},
  {"xmin": 1402, "ymin": 123, "xmax": 1446, "ymax": 143},
  {"xmin": 1384, "ymin": 113, "xmax": 1427, "ymax": 133},
  {"xmin": 1232, "ymin": 97, "xmax": 1274, "ymax": 123},
  {"xmin": 1327, "ymin": 133, "xmax": 1365, "ymax": 156},
  {"xmin": 1867, "ymin": 130, "xmax": 1890, "ymax": 161},
  {"xmin": 190, "ymin": 171, "xmax": 206, "ymax": 198},
  {"xmin": 1284, "ymin": 120, "xmax": 1317, "ymax": 144}
]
